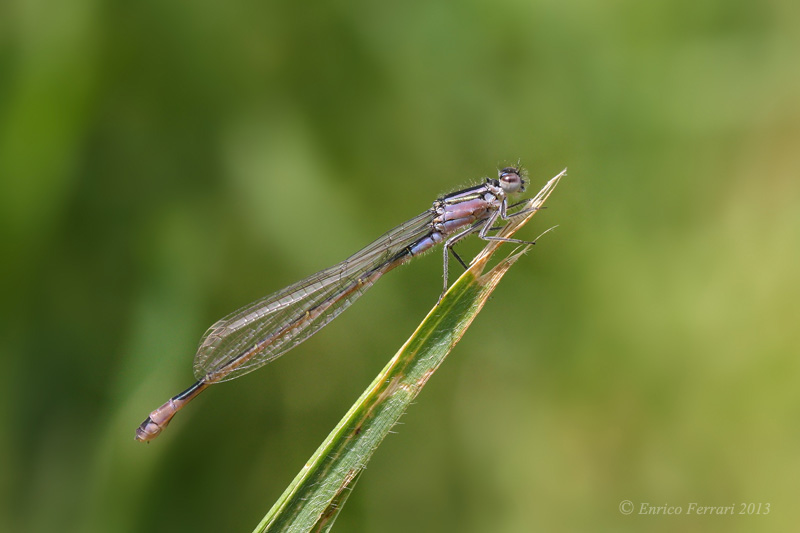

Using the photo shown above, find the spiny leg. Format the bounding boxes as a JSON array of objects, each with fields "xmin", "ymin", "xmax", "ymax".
[
  {"xmin": 450, "ymin": 246, "xmax": 468, "ymax": 270},
  {"xmin": 489, "ymin": 205, "xmax": 544, "ymax": 231},
  {"xmin": 479, "ymin": 206, "xmax": 540, "ymax": 246},
  {"xmin": 438, "ymin": 221, "xmax": 483, "ymax": 301}
]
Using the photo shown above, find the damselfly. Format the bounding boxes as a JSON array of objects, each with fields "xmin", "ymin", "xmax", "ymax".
[{"xmin": 136, "ymin": 166, "xmax": 549, "ymax": 442}]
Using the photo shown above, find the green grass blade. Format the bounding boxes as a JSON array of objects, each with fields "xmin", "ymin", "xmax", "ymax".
[{"xmin": 253, "ymin": 169, "xmax": 566, "ymax": 533}]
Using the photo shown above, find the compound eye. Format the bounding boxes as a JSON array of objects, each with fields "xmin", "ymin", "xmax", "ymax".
[{"xmin": 498, "ymin": 167, "xmax": 523, "ymax": 193}]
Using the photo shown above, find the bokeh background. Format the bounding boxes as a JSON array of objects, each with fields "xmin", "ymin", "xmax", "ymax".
[{"xmin": 2, "ymin": 0, "xmax": 799, "ymax": 531}]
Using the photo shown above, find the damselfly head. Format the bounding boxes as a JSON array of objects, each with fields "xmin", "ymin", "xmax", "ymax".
[{"xmin": 497, "ymin": 167, "xmax": 526, "ymax": 194}]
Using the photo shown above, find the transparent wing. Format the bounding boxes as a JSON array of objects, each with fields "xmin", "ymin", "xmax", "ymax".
[{"xmin": 193, "ymin": 209, "xmax": 435, "ymax": 382}]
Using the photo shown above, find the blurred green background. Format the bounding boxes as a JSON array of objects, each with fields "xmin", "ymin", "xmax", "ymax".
[{"xmin": 2, "ymin": 0, "xmax": 799, "ymax": 531}]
